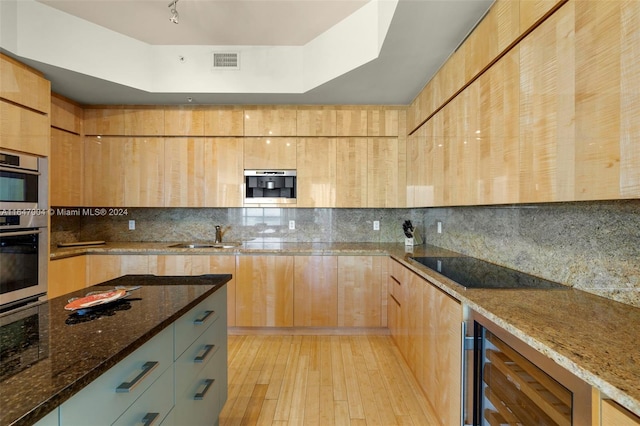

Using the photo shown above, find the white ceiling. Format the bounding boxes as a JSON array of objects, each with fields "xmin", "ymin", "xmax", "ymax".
[{"xmin": 1, "ymin": 0, "xmax": 494, "ymax": 106}]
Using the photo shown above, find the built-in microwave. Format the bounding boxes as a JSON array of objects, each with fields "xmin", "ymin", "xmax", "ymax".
[
  {"xmin": 244, "ymin": 170, "xmax": 297, "ymax": 204},
  {"xmin": 0, "ymin": 150, "xmax": 45, "ymax": 211}
]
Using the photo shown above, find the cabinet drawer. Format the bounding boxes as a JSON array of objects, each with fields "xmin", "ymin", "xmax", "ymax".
[
  {"xmin": 175, "ymin": 318, "xmax": 224, "ymax": 396},
  {"xmin": 59, "ymin": 326, "xmax": 173, "ymax": 426},
  {"xmin": 174, "ymin": 288, "xmax": 225, "ymax": 358},
  {"xmin": 112, "ymin": 364, "xmax": 174, "ymax": 426}
]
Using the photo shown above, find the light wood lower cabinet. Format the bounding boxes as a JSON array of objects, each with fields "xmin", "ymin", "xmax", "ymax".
[
  {"xmin": 236, "ymin": 255, "xmax": 294, "ymax": 327},
  {"xmin": 293, "ymin": 256, "xmax": 338, "ymax": 326},
  {"xmin": 388, "ymin": 258, "xmax": 462, "ymax": 426},
  {"xmin": 48, "ymin": 256, "xmax": 87, "ymax": 299},
  {"xmin": 337, "ymin": 256, "xmax": 386, "ymax": 327},
  {"xmin": 601, "ymin": 399, "xmax": 640, "ymax": 426}
]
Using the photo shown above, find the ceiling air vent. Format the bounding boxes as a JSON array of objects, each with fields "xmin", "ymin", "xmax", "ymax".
[{"xmin": 212, "ymin": 52, "xmax": 240, "ymax": 70}]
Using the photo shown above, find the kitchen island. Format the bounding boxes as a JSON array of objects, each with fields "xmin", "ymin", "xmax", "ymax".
[{"xmin": 0, "ymin": 274, "xmax": 230, "ymax": 426}]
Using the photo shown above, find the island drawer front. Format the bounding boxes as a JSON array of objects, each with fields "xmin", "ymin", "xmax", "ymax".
[
  {"xmin": 173, "ymin": 347, "xmax": 225, "ymax": 426},
  {"xmin": 59, "ymin": 326, "xmax": 173, "ymax": 426},
  {"xmin": 112, "ymin": 364, "xmax": 174, "ymax": 426},
  {"xmin": 175, "ymin": 311, "xmax": 225, "ymax": 395},
  {"xmin": 174, "ymin": 287, "xmax": 226, "ymax": 358}
]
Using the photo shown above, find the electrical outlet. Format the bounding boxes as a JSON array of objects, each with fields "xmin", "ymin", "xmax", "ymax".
[
  {"xmin": 373, "ymin": 220, "xmax": 380, "ymax": 231},
  {"xmin": 437, "ymin": 221, "xmax": 442, "ymax": 234},
  {"xmin": 289, "ymin": 220, "xmax": 295, "ymax": 230},
  {"xmin": 129, "ymin": 220, "xmax": 135, "ymax": 230}
]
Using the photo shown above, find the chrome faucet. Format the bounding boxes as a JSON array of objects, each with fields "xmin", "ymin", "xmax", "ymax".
[{"xmin": 215, "ymin": 225, "xmax": 222, "ymax": 243}]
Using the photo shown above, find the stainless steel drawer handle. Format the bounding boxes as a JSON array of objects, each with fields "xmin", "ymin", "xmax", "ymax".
[
  {"xmin": 194, "ymin": 378, "xmax": 215, "ymax": 400},
  {"xmin": 115, "ymin": 361, "xmax": 159, "ymax": 393},
  {"xmin": 193, "ymin": 310, "xmax": 215, "ymax": 325},
  {"xmin": 194, "ymin": 344, "xmax": 216, "ymax": 363},
  {"xmin": 142, "ymin": 412, "xmax": 159, "ymax": 426}
]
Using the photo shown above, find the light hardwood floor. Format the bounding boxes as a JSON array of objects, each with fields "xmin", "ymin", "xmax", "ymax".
[{"xmin": 219, "ymin": 335, "xmax": 440, "ymax": 425}]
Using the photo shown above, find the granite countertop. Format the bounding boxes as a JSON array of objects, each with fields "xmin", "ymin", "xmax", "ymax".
[
  {"xmin": 0, "ymin": 274, "xmax": 231, "ymax": 426},
  {"xmin": 48, "ymin": 241, "xmax": 640, "ymax": 417}
]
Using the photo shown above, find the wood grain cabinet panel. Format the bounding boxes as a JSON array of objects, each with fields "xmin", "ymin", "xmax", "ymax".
[
  {"xmin": 519, "ymin": 2, "xmax": 575, "ymax": 203},
  {"xmin": 164, "ymin": 138, "xmax": 205, "ymax": 207},
  {"xmin": 50, "ymin": 128, "xmax": 83, "ymax": 206},
  {"xmin": 337, "ymin": 256, "xmax": 385, "ymax": 327},
  {"xmin": 367, "ymin": 109, "xmax": 399, "ymax": 137},
  {"xmin": 124, "ymin": 138, "xmax": 165, "ymax": 207},
  {"xmin": 294, "ymin": 256, "xmax": 338, "ymax": 327},
  {"xmin": 0, "ymin": 53, "xmax": 50, "ymax": 114},
  {"xmin": 123, "ymin": 107, "xmax": 165, "ymax": 136},
  {"xmin": 243, "ymin": 108, "xmax": 297, "ymax": 136},
  {"xmin": 83, "ymin": 108, "xmax": 125, "ymax": 136},
  {"xmin": 296, "ymin": 109, "xmax": 337, "ymax": 136},
  {"xmin": 243, "ymin": 137, "xmax": 296, "ymax": 170},
  {"xmin": 204, "ymin": 108, "xmax": 244, "ymax": 136},
  {"xmin": 49, "ymin": 256, "xmax": 87, "ymax": 299},
  {"xmin": 336, "ymin": 110, "xmax": 368, "ymax": 137},
  {"xmin": 296, "ymin": 138, "xmax": 336, "ymax": 207},
  {"xmin": 85, "ymin": 255, "xmax": 150, "ymax": 286},
  {"xmin": 367, "ymin": 138, "xmax": 399, "ymax": 207},
  {"xmin": 84, "ymin": 137, "xmax": 126, "ymax": 207},
  {"xmin": 236, "ymin": 255, "xmax": 294, "ymax": 327},
  {"xmin": 164, "ymin": 107, "xmax": 205, "ymax": 136},
  {"xmin": 204, "ymin": 138, "xmax": 244, "ymax": 207},
  {"xmin": 51, "ymin": 94, "xmax": 82, "ymax": 134},
  {"xmin": 520, "ymin": 0, "xmax": 564, "ymax": 33},
  {"xmin": 601, "ymin": 399, "xmax": 640, "ymax": 426},
  {"xmin": 196, "ymin": 255, "xmax": 237, "ymax": 327},
  {"xmin": 335, "ymin": 138, "xmax": 368, "ymax": 207},
  {"xmin": 575, "ymin": 0, "xmax": 640, "ymax": 199},
  {"xmin": 0, "ymin": 100, "xmax": 49, "ymax": 156}
]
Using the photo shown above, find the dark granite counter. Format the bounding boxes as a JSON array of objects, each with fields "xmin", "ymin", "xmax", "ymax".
[{"xmin": 0, "ymin": 274, "xmax": 231, "ymax": 426}]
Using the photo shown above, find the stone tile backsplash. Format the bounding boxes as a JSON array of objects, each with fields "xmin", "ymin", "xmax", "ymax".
[{"xmin": 51, "ymin": 200, "xmax": 639, "ymax": 307}]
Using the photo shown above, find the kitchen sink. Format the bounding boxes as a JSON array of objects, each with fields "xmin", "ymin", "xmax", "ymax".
[{"xmin": 168, "ymin": 242, "xmax": 241, "ymax": 249}]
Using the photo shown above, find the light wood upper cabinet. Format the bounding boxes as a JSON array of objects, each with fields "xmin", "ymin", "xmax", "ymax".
[
  {"xmin": 0, "ymin": 100, "xmax": 50, "ymax": 156},
  {"xmin": 204, "ymin": 108, "xmax": 244, "ymax": 136},
  {"xmin": 367, "ymin": 138, "xmax": 399, "ymax": 207},
  {"xmin": 51, "ymin": 128, "xmax": 83, "ymax": 206},
  {"xmin": 244, "ymin": 137, "xmax": 296, "ymax": 170},
  {"xmin": 83, "ymin": 108, "xmax": 125, "ymax": 136},
  {"xmin": 51, "ymin": 94, "xmax": 82, "ymax": 134},
  {"xmin": 49, "ymin": 256, "xmax": 87, "ymax": 299},
  {"xmin": 243, "ymin": 108, "xmax": 297, "ymax": 136},
  {"xmin": 337, "ymin": 110, "xmax": 368, "ymax": 136},
  {"xmin": 575, "ymin": 0, "xmax": 640, "ymax": 199},
  {"xmin": 236, "ymin": 255, "xmax": 294, "ymax": 327},
  {"xmin": 337, "ymin": 256, "xmax": 386, "ymax": 327},
  {"xmin": 123, "ymin": 107, "xmax": 165, "ymax": 136},
  {"xmin": 294, "ymin": 256, "xmax": 338, "ymax": 327},
  {"xmin": 520, "ymin": 0, "xmax": 564, "ymax": 33},
  {"xmin": 296, "ymin": 138, "xmax": 336, "ymax": 207},
  {"xmin": 367, "ymin": 109, "xmax": 399, "ymax": 137},
  {"xmin": 336, "ymin": 138, "xmax": 368, "ymax": 208},
  {"xmin": 164, "ymin": 138, "xmax": 205, "ymax": 207},
  {"xmin": 84, "ymin": 137, "xmax": 125, "ymax": 206},
  {"xmin": 519, "ymin": 2, "xmax": 575, "ymax": 203},
  {"xmin": 164, "ymin": 107, "xmax": 205, "ymax": 136},
  {"xmin": 204, "ymin": 138, "xmax": 244, "ymax": 207},
  {"xmin": 296, "ymin": 109, "xmax": 337, "ymax": 136},
  {"xmin": 124, "ymin": 138, "xmax": 165, "ymax": 207},
  {"xmin": 0, "ymin": 53, "xmax": 50, "ymax": 115}
]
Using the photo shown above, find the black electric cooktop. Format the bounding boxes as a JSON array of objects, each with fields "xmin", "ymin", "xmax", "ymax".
[{"xmin": 410, "ymin": 256, "xmax": 568, "ymax": 290}]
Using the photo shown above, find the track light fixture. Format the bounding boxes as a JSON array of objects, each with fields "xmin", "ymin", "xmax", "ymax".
[{"xmin": 168, "ymin": 0, "xmax": 179, "ymax": 24}]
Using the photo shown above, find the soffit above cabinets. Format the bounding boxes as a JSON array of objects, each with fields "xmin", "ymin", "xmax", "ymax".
[{"xmin": 1, "ymin": 0, "xmax": 493, "ymax": 105}]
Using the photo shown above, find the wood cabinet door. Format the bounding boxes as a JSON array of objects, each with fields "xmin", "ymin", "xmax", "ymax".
[
  {"xmin": 86, "ymin": 255, "xmax": 149, "ymax": 286},
  {"xmin": 49, "ymin": 256, "xmax": 87, "ymax": 298},
  {"xmin": 84, "ymin": 137, "xmax": 126, "ymax": 207},
  {"xmin": 335, "ymin": 138, "xmax": 368, "ymax": 207},
  {"xmin": 296, "ymin": 109, "xmax": 337, "ymax": 136},
  {"xmin": 124, "ymin": 138, "xmax": 165, "ymax": 207},
  {"xmin": 243, "ymin": 108, "xmax": 297, "ymax": 136},
  {"xmin": 337, "ymin": 256, "xmax": 384, "ymax": 327},
  {"xmin": 601, "ymin": 399, "xmax": 640, "ymax": 426},
  {"xmin": 0, "ymin": 100, "xmax": 49, "ymax": 156},
  {"xmin": 83, "ymin": 108, "xmax": 125, "ymax": 136},
  {"xmin": 192, "ymin": 255, "xmax": 237, "ymax": 327},
  {"xmin": 0, "ymin": 54, "xmax": 50, "ymax": 114},
  {"xmin": 123, "ymin": 107, "xmax": 164, "ymax": 136},
  {"xmin": 293, "ymin": 256, "xmax": 338, "ymax": 327},
  {"xmin": 520, "ymin": 0, "xmax": 564, "ymax": 32},
  {"xmin": 50, "ymin": 128, "xmax": 83, "ymax": 206},
  {"xmin": 367, "ymin": 109, "xmax": 399, "ymax": 137},
  {"xmin": 236, "ymin": 255, "xmax": 294, "ymax": 327},
  {"xmin": 204, "ymin": 138, "xmax": 244, "ymax": 207},
  {"xmin": 164, "ymin": 138, "xmax": 205, "ymax": 207},
  {"xmin": 164, "ymin": 107, "xmax": 205, "ymax": 136},
  {"xmin": 243, "ymin": 137, "xmax": 296, "ymax": 170},
  {"xmin": 367, "ymin": 138, "xmax": 399, "ymax": 207},
  {"xmin": 204, "ymin": 109, "xmax": 244, "ymax": 136},
  {"xmin": 51, "ymin": 94, "xmax": 82, "ymax": 134},
  {"xmin": 296, "ymin": 138, "xmax": 336, "ymax": 207},
  {"xmin": 336, "ymin": 110, "xmax": 368, "ymax": 136}
]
